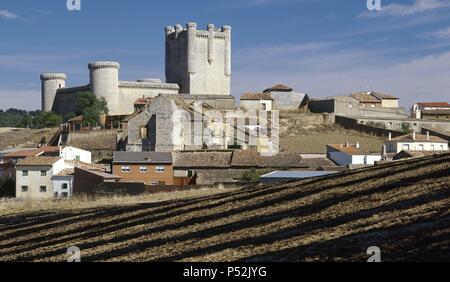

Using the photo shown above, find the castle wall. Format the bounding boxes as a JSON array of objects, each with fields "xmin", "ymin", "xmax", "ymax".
[{"xmin": 117, "ymin": 81, "xmax": 179, "ymax": 114}]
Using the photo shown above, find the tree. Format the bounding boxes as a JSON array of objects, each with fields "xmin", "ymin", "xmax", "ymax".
[
  {"xmin": 75, "ymin": 92, "xmax": 109, "ymax": 126},
  {"xmin": 242, "ymin": 168, "xmax": 261, "ymax": 182}
]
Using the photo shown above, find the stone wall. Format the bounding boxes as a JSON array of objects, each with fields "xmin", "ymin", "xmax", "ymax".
[{"xmin": 165, "ymin": 23, "xmax": 231, "ymax": 95}]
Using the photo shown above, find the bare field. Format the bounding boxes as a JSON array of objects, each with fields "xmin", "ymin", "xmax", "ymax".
[
  {"xmin": 0, "ymin": 128, "xmax": 58, "ymax": 150},
  {"xmin": 0, "ymin": 153, "xmax": 448, "ymax": 262}
]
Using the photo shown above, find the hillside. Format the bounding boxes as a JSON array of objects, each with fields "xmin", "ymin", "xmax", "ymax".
[
  {"xmin": 0, "ymin": 153, "xmax": 449, "ymax": 262},
  {"xmin": 279, "ymin": 112, "xmax": 385, "ymax": 153},
  {"xmin": 0, "ymin": 128, "xmax": 58, "ymax": 150}
]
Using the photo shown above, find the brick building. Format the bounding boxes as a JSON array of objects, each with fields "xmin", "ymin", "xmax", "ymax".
[{"xmin": 112, "ymin": 151, "xmax": 174, "ymax": 185}]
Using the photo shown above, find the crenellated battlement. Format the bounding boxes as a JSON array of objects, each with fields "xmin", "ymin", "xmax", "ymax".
[
  {"xmin": 165, "ymin": 22, "xmax": 231, "ymax": 39},
  {"xmin": 88, "ymin": 61, "xmax": 120, "ymax": 70},
  {"xmin": 165, "ymin": 22, "xmax": 232, "ymax": 95},
  {"xmin": 40, "ymin": 73, "xmax": 67, "ymax": 81}
]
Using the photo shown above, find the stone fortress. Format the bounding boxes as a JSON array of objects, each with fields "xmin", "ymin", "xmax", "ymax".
[{"xmin": 41, "ymin": 22, "xmax": 233, "ymax": 116}]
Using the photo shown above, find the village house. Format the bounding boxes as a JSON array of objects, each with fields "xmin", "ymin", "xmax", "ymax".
[
  {"xmin": 262, "ymin": 84, "xmax": 309, "ymax": 110},
  {"xmin": 326, "ymin": 143, "xmax": 382, "ymax": 167},
  {"xmin": 350, "ymin": 91, "xmax": 399, "ymax": 109},
  {"xmin": 384, "ymin": 131, "xmax": 449, "ymax": 154},
  {"xmin": 350, "ymin": 92, "xmax": 382, "ymax": 108},
  {"xmin": 412, "ymin": 102, "xmax": 450, "ymax": 120},
  {"xmin": 51, "ymin": 168, "xmax": 74, "ymax": 198},
  {"xmin": 72, "ymin": 167, "xmax": 121, "ymax": 195},
  {"xmin": 173, "ymin": 150, "xmax": 311, "ymax": 185},
  {"xmin": 15, "ymin": 157, "xmax": 74, "ymax": 199},
  {"xmin": 112, "ymin": 151, "xmax": 174, "ymax": 185},
  {"xmin": 239, "ymin": 93, "xmax": 273, "ymax": 111}
]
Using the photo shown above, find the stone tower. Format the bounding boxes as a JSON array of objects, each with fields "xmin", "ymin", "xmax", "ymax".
[
  {"xmin": 88, "ymin": 61, "xmax": 120, "ymax": 115},
  {"xmin": 40, "ymin": 73, "xmax": 67, "ymax": 112},
  {"xmin": 165, "ymin": 22, "xmax": 231, "ymax": 95}
]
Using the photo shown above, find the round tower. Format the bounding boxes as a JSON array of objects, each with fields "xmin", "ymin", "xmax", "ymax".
[
  {"xmin": 88, "ymin": 61, "xmax": 120, "ymax": 115},
  {"xmin": 40, "ymin": 73, "xmax": 67, "ymax": 112}
]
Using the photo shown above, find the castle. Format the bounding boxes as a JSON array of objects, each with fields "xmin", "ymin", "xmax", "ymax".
[{"xmin": 41, "ymin": 22, "xmax": 233, "ymax": 116}]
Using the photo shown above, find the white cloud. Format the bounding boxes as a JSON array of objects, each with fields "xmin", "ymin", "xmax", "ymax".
[
  {"xmin": 0, "ymin": 9, "xmax": 19, "ymax": 19},
  {"xmin": 429, "ymin": 26, "xmax": 450, "ymax": 39},
  {"xmin": 232, "ymin": 43, "xmax": 450, "ymax": 107},
  {"xmin": 359, "ymin": 0, "xmax": 450, "ymax": 17}
]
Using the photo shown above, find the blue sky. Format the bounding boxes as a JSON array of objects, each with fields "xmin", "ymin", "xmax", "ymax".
[{"xmin": 1, "ymin": 0, "xmax": 450, "ymax": 110}]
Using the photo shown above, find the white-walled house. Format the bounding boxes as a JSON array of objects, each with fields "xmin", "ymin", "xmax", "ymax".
[
  {"xmin": 51, "ymin": 168, "xmax": 74, "ymax": 198},
  {"xmin": 385, "ymin": 132, "xmax": 449, "ymax": 154},
  {"xmin": 60, "ymin": 146, "xmax": 92, "ymax": 163},
  {"xmin": 240, "ymin": 93, "xmax": 273, "ymax": 111},
  {"xmin": 327, "ymin": 143, "xmax": 382, "ymax": 167},
  {"xmin": 15, "ymin": 157, "xmax": 74, "ymax": 199}
]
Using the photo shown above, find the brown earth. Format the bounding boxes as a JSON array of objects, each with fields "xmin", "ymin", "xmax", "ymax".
[
  {"xmin": 0, "ymin": 128, "xmax": 58, "ymax": 150},
  {"xmin": 0, "ymin": 153, "xmax": 448, "ymax": 262},
  {"xmin": 279, "ymin": 112, "xmax": 384, "ymax": 153}
]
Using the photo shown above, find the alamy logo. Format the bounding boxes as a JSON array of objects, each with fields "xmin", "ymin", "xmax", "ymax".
[
  {"xmin": 367, "ymin": 0, "xmax": 381, "ymax": 11},
  {"xmin": 67, "ymin": 246, "xmax": 81, "ymax": 262},
  {"xmin": 367, "ymin": 246, "xmax": 381, "ymax": 262},
  {"xmin": 172, "ymin": 103, "xmax": 280, "ymax": 157},
  {"xmin": 67, "ymin": 0, "xmax": 81, "ymax": 11}
]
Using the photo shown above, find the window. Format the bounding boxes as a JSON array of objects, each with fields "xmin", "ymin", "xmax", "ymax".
[
  {"xmin": 22, "ymin": 170, "xmax": 28, "ymax": 176},
  {"xmin": 149, "ymin": 182, "xmax": 158, "ymax": 186},
  {"xmin": 140, "ymin": 166, "xmax": 147, "ymax": 173},
  {"xmin": 418, "ymin": 144, "xmax": 424, "ymax": 151},
  {"xmin": 121, "ymin": 166, "xmax": 131, "ymax": 173},
  {"xmin": 40, "ymin": 186, "xmax": 47, "ymax": 193},
  {"xmin": 402, "ymin": 144, "xmax": 410, "ymax": 151},
  {"xmin": 440, "ymin": 145, "xmax": 445, "ymax": 150},
  {"xmin": 261, "ymin": 103, "xmax": 267, "ymax": 111},
  {"xmin": 140, "ymin": 126, "xmax": 148, "ymax": 139},
  {"xmin": 40, "ymin": 170, "xmax": 47, "ymax": 176},
  {"xmin": 62, "ymin": 183, "xmax": 68, "ymax": 190},
  {"xmin": 61, "ymin": 192, "xmax": 69, "ymax": 198},
  {"xmin": 156, "ymin": 166, "xmax": 165, "ymax": 173},
  {"xmin": 21, "ymin": 186, "xmax": 28, "ymax": 192}
]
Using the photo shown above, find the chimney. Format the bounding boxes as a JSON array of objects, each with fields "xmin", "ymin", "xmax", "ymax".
[
  {"xmin": 413, "ymin": 131, "xmax": 416, "ymax": 140},
  {"xmin": 382, "ymin": 145, "xmax": 387, "ymax": 156},
  {"xmin": 388, "ymin": 132, "xmax": 392, "ymax": 141},
  {"xmin": 426, "ymin": 131, "xmax": 430, "ymax": 141},
  {"xmin": 345, "ymin": 142, "xmax": 350, "ymax": 147},
  {"xmin": 356, "ymin": 142, "xmax": 360, "ymax": 149}
]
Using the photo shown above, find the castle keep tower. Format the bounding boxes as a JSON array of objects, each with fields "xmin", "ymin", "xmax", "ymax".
[
  {"xmin": 40, "ymin": 73, "xmax": 67, "ymax": 112},
  {"xmin": 165, "ymin": 22, "xmax": 231, "ymax": 95},
  {"xmin": 88, "ymin": 61, "xmax": 120, "ymax": 115}
]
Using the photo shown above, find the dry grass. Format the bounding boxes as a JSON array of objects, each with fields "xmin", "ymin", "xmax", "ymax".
[
  {"xmin": 0, "ymin": 187, "xmax": 235, "ymax": 216},
  {"xmin": 278, "ymin": 112, "xmax": 384, "ymax": 153},
  {"xmin": 0, "ymin": 128, "xmax": 58, "ymax": 150}
]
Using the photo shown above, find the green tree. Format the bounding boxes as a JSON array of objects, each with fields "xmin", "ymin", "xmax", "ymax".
[
  {"xmin": 401, "ymin": 122, "xmax": 411, "ymax": 134},
  {"xmin": 75, "ymin": 92, "xmax": 108, "ymax": 126},
  {"xmin": 242, "ymin": 168, "xmax": 261, "ymax": 182}
]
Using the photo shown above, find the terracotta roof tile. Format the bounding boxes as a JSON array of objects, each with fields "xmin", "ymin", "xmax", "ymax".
[
  {"xmin": 16, "ymin": 157, "xmax": 62, "ymax": 166},
  {"xmin": 240, "ymin": 93, "xmax": 273, "ymax": 100}
]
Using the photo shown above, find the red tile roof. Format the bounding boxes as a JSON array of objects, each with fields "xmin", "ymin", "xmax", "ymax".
[
  {"xmin": 326, "ymin": 144, "xmax": 369, "ymax": 155},
  {"xmin": 134, "ymin": 97, "xmax": 154, "ymax": 105},
  {"xmin": 240, "ymin": 93, "xmax": 273, "ymax": 100},
  {"xmin": 390, "ymin": 133, "xmax": 447, "ymax": 143},
  {"xmin": 418, "ymin": 102, "xmax": 450, "ymax": 107},
  {"xmin": 263, "ymin": 84, "xmax": 293, "ymax": 93}
]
